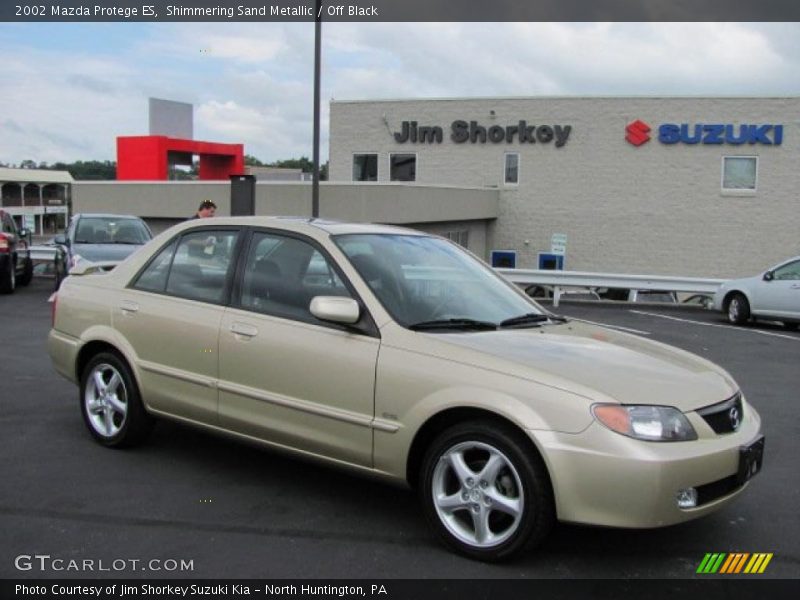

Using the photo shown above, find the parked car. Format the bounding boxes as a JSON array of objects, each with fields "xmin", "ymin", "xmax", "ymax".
[
  {"xmin": 0, "ymin": 209, "xmax": 34, "ymax": 294},
  {"xmin": 48, "ymin": 218, "xmax": 764, "ymax": 561},
  {"xmin": 53, "ymin": 213, "xmax": 153, "ymax": 290},
  {"xmin": 714, "ymin": 257, "xmax": 800, "ymax": 330}
]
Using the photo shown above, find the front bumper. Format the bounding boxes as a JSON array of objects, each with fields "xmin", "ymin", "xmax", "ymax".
[{"xmin": 530, "ymin": 400, "xmax": 762, "ymax": 528}]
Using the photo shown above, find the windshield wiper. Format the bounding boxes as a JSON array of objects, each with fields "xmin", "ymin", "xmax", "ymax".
[
  {"xmin": 546, "ymin": 314, "xmax": 570, "ymax": 323},
  {"xmin": 500, "ymin": 313, "xmax": 570, "ymax": 328},
  {"xmin": 409, "ymin": 318, "xmax": 498, "ymax": 332}
]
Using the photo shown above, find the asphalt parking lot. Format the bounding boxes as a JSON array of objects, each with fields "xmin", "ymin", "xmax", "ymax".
[{"xmin": 1, "ymin": 278, "xmax": 798, "ymax": 579}]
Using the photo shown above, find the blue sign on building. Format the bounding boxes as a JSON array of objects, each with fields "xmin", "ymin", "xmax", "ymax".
[{"xmin": 658, "ymin": 124, "xmax": 783, "ymax": 145}]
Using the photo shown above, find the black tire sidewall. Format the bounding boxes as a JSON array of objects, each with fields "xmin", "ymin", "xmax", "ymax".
[
  {"xmin": 728, "ymin": 293, "xmax": 750, "ymax": 324},
  {"xmin": 418, "ymin": 421, "xmax": 554, "ymax": 562},
  {"xmin": 79, "ymin": 352, "xmax": 151, "ymax": 448}
]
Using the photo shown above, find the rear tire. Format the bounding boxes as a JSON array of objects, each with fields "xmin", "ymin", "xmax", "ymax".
[
  {"xmin": 79, "ymin": 352, "xmax": 154, "ymax": 448},
  {"xmin": 0, "ymin": 261, "xmax": 15, "ymax": 294},
  {"xmin": 726, "ymin": 293, "xmax": 750, "ymax": 325},
  {"xmin": 18, "ymin": 257, "xmax": 33, "ymax": 286},
  {"xmin": 419, "ymin": 420, "xmax": 554, "ymax": 562}
]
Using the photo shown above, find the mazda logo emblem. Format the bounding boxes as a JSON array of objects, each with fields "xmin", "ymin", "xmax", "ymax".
[{"xmin": 729, "ymin": 406, "xmax": 741, "ymax": 430}]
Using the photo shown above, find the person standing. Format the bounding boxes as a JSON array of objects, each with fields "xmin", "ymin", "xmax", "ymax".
[{"xmin": 190, "ymin": 200, "xmax": 217, "ymax": 219}]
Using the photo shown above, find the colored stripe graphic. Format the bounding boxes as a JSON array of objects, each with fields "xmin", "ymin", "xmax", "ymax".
[
  {"xmin": 698, "ymin": 553, "xmax": 773, "ymax": 574},
  {"xmin": 744, "ymin": 553, "xmax": 774, "ymax": 574}
]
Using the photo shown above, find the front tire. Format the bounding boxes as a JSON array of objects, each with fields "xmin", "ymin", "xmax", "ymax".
[
  {"xmin": 419, "ymin": 421, "xmax": 554, "ymax": 562},
  {"xmin": 79, "ymin": 352, "xmax": 154, "ymax": 447},
  {"xmin": 727, "ymin": 293, "xmax": 750, "ymax": 325}
]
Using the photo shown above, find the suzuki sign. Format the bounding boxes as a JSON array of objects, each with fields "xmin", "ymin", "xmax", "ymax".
[{"xmin": 626, "ymin": 121, "xmax": 784, "ymax": 146}]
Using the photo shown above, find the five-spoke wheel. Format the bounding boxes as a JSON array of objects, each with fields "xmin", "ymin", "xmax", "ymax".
[
  {"xmin": 80, "ymin": 352, "xmax": 153, "ymax": 447},
  {"xmin": 420, "ymin": 421, "xmax": 554, "ymax": 561}
]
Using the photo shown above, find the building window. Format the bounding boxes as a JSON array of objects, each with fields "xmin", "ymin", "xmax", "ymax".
[
  {"xmin": 504, "ymin": 153, "xmax": 519, "ymax": 185},
  {"xmin": 445, "ymin": 230, "xmax": 469, "ymax": 249},
  {"xmin": 390, "ymin": 153, "xmax": 416, "ymax": 182},
  {"xmin": 352, "ymin": 154, "xmax": 378, "ymax": 182},
  {"xmin": 722, "ymin": 157, "xmax": 757, "ymax": 191}
]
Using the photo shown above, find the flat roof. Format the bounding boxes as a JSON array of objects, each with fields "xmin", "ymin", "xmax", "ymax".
[
  {"xmin": 331, "ymin": 95, "xmax": 800, "ymax": 105},
  {"xmin": 0, "ymin": 167, "xmax": 74, "ymax": 184}
]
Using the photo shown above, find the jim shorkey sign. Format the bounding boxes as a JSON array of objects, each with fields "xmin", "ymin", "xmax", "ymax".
[{"xmin": 393, "ymin": 120, "xmax": 572, "ymax": 147}]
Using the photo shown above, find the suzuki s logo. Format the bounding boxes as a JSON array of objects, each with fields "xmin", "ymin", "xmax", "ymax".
[
  {"xmin": 625, "ymin": 120, "xmax": 651, "ymax": 146},
  {"xmin": 729, "ymin": 406, "xmax": 741, "ymax": 430}
]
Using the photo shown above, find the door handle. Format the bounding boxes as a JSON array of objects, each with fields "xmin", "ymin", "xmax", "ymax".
[
  {"xmin": 120, "ymin": 300, "xmax": 139, "ymax": 313},
  {"xmin": 791, "ymin": 284, "xmax": 800, "ymax": 289},
  {"xmin": 230, "ymin": 323, "xmax": 258, "ymax": 338}
]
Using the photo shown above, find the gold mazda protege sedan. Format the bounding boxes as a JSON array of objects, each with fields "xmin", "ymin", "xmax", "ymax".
[{"xmin": 48, "ymin": 217, "xmax": 764, "ymax": 561}]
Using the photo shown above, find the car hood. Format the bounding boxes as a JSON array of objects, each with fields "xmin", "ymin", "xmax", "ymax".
[
  {"xmin": 430, "ymin": 321, "xmax": 738, "ymax": 412},
  {"xmin": 72, "ymin": 243, "xmax": 144, "ymax": 263}
]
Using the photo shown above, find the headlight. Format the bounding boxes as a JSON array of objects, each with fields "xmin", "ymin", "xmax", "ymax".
[{"xmin": 592, "ymin": 404, "xmax": 698, "ymax": 442}]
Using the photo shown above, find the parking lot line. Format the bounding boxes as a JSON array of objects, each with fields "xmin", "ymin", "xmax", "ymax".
[
  {"xmin": 571, "ymin": 318, "xmax": 651, "ymax": 335},
  {"xmin": 630, "ymin": 310, "xmax": 800, "ymax": 342}
]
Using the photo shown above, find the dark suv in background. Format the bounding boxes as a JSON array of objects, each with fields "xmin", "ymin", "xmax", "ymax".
[{"xmin": 0, "ymin": 210, "xmax": 33, "ymax": 294}]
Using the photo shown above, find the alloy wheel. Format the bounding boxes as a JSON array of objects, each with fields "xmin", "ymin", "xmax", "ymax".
[
  {"xmin": 84, "ymin": 363, "xmax": 128, "ymax": 438},
  {"xmin": 431, "ymin": 441, "xmax": 524, "ymax": 548}
]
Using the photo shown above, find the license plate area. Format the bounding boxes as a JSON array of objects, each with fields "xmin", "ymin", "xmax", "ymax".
[{"xmin": 737, "ymin": 435, "xmax": 765, "ymax": 485}]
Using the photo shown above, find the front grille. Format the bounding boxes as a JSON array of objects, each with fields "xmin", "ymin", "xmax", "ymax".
[
  {"xmin": 695, "ymin": 474, "xmax": 741, "ymax": 506},
  {"xmin": 697, "ymin": 392, "xmax": 743, "ymax": 434}
]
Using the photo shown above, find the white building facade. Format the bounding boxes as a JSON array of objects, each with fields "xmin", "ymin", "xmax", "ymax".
[{"xmin": 329, "ymin": 97, "xmax": 799, "ymax": 278}]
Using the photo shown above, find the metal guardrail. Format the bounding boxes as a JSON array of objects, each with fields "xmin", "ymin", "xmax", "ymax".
[
  {"xmin": 496, "ymin": 268, "xmax": 727, "ymax": 307},
  {"xmin": 29, "ymin": 245, "xmax": 57, "ymax": 261}
]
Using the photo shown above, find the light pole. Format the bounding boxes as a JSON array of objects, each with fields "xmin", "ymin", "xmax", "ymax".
[{"xmin": 311, "ymin": 0, "xmax": 322, "ymax": 218}]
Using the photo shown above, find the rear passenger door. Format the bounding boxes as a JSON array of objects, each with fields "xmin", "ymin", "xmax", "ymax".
[
  {"xmin": 114, "ymin": 228, "xmax": 241, "ymax": 423},
  {"xmin": 218, "ymin": 230, "xmax": 380, "ymax": 467}
]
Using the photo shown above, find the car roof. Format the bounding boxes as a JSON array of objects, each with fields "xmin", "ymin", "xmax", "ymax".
[
  {"xmin": 175, "ymin": 216, "xmax": 426, "ymax": 237},
  {"xmin": 72, "ymin": 213, "xmax": 145, "ymax": 220}
]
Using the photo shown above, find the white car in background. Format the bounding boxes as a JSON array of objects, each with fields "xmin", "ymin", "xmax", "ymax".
[{"xmin": 714, "ymin": 256, "xmax": 800, "ymax": 330}]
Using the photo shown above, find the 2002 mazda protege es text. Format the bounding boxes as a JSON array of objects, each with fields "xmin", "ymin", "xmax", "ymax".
[{"xmin": 48, "ymin": 217, "xmax": 764, "ymax": 561}]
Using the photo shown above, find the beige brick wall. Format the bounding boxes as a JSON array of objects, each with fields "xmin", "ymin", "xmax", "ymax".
[{"xmin": 330, "ymin": 97, "xmax": 800, "ymax": 278}]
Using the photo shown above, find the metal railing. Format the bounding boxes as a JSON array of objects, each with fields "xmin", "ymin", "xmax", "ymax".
[
  {"xmin": 29, "ymin": 245, "xmax": 57, "ymax": 261},
  {"xmin": 496, "ymin": 268, "xmax": 726, "ymax": 307}
]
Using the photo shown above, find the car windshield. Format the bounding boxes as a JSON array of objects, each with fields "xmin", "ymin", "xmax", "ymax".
[
  {"xmin": 74, "ymin": 218, "xmax": 151, "ymax": 245},
  {"xmin": 334, "ymin": 234, "xmax": 545, "ymax": 329}
]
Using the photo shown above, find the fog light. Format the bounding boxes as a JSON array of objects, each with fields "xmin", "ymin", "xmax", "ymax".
[{"xmin": 676, "ymin": 487, "xmax": 698, "ymax": 509}]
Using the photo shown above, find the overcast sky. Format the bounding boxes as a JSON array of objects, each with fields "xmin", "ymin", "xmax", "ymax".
[{"xmin": 1, "ymin": 22, "xmax": 799, "ymax": 166}]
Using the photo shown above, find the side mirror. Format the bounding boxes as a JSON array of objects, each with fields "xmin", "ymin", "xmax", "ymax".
[
  {"xmin": 54, "ymin": 234, "xmax": 68, "ymax": 245},
  {"xmin": 310, "ymin": 296, "xmax": 360, "ymax": 324},
  {"xmin": 18, "ymin": 228, "xmax": 29, "ymax": 238},
  {"xmin": 763, "ymin": 271, "xmax": 774, "ymax": 282}
]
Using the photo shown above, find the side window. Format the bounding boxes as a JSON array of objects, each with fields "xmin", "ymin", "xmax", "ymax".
[
  {"xmin": 774, "ymin": 260, "xmax": 800, "ymax": 281},
  {"xmin": 240, "ymin": 232, "xmax": 353, "ymax": 323},
  {"xmin": 133, "ymin": 240, "xmax": 177, "ymax": 292},
  {"xmin": 134, "ymin": 230, "xmax": 238, "ymax": 304},
  {"xmin": 2, "ymin": 214, "xmax": 15, "ymax": 233}
]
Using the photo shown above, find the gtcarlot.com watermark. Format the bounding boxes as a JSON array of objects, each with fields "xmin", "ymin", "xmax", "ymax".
[{"xmin": 14, "ymin": 554, "xmax": 194, "ymax": 573}]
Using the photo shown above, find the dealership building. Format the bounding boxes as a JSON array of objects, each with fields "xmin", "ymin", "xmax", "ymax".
[{"xmin": 328, "ymin": 96, "xmax": 799, "ymax": 278}]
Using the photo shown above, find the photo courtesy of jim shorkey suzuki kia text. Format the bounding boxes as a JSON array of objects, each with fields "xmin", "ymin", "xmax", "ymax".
[{"xmin": 14, "ymin": 583, "xmax": 390, "ymax": 596}]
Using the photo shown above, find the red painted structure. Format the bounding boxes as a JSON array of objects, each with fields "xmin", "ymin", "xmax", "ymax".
[{"xmin": 116, "ymin": 136, "xmax": 245, "ymax": 180}]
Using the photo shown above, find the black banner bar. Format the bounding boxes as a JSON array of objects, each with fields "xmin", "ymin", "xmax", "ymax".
[
  {"xmin": 3, "ymin": 1, "xmax": 800, "ymax": 22},
  {"xmin": 3, "ymin": 579, "xmax": 800, "ymax": 600}
]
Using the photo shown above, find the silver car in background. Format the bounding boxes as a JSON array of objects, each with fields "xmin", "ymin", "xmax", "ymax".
[{"xmin": 714, "ymin": 256, "xmax": 800, "ymax": 330}]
